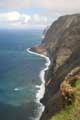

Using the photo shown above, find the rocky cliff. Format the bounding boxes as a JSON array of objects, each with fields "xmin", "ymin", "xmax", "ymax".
[{"xmin": 31, "ymin": 14, "xmax": 80, "ymax": 120}]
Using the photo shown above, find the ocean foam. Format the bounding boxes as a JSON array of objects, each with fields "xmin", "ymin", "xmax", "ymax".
[
  {"xmin": 27, "ymin": 48, "xmax": 50, "ymax": 120},
  {"xmin": 14, "ymin": 88, "xmax": 21, "ymax": 91},
  {"xmin": 14, "ymin": 87, "xmax": 27, "ymax": 91}
]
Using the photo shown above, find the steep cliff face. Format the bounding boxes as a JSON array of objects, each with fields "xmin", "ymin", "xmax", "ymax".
[
  {"xmin": 31, "ymin": 14, "xmax": 80, "ymax": 120},
  {"xmin": 39, "ymin": 14, "xmax": 80, "ymax": 120}
]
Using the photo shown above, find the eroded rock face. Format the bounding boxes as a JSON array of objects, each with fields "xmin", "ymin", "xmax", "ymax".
[{"xmin": 39, "ymin": 14, "xmax": 80, "ymax": 120}]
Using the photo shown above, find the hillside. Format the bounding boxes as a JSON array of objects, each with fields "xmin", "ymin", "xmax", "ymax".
[{"xmin": 31, "ymin": 14, "xmax": 80, "ymax": 120}]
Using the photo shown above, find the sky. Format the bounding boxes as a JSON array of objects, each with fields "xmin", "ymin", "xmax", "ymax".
[{"xmin": 0, "ymin": 0, "xmax": 80, "ymax": 28}]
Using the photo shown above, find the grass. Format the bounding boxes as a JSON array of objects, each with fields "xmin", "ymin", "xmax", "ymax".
[
  {"xmin": 50, "ymin": 80, "xmax": 80, "ymax": 120},
  {"xmin": 76, "ymin": 80, "xmax": 80, "ymax": 88}
]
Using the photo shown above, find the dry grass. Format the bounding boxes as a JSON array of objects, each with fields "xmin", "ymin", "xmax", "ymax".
[{"xmin": 50, "ymin": 80, "xmax": 80, "ymax": 120}]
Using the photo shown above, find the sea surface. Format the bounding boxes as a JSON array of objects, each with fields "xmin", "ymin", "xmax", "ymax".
[{"xmin": 0, "ymin": 29, "xmax": 46, "ymax": 120}]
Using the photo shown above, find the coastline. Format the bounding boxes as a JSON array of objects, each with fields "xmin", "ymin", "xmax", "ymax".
[{"xmin": 27, "ymin": 48, "xmax": 50, "ymax": 120}]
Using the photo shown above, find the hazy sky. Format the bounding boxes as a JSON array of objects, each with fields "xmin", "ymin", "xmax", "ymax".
[{"xmin": 0, "ymin": 0, "xmax": 80, "ymax": 28}]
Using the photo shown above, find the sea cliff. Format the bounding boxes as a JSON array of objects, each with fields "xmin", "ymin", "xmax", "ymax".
[{"xmin": 31, "ymin": 14, "xmax": 80, "ymax": 120}]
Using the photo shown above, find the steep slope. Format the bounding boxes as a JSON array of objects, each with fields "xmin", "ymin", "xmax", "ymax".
[{"xmin": 31, "ymin": 14, "xmax": 80, "ymax": 120}]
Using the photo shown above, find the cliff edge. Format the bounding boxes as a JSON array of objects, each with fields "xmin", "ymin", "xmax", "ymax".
[{"xmin": 31, "ymin": 14, "xmax": 80, "ymax": 120}]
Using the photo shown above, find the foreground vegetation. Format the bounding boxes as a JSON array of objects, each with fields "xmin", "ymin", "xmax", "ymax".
[{"xmin": 50, "ymin": 80, "xmax": 80, "ymax": 120}]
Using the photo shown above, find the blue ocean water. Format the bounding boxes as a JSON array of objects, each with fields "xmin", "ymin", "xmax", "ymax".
[{"xmin": 0, "ymin": 29, "xmax": 45, "ymax": 120}]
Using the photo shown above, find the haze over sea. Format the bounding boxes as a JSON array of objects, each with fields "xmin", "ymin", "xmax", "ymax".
[{"xmin": 0, "ymin": 28, "xmax": 46, "ymax": 120}]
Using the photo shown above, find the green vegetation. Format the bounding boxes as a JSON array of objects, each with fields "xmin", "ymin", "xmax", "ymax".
[
  {"xmin": 50, "ymin": 80, "xmax": 80, "ymax": 120},
  {"xmin": 76, "ymin": 80, "xmax": 80, "ymax": 88}
]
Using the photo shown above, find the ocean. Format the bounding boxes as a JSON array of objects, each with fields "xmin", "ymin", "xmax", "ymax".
[{"xmin": 0, "ymin": 29, "xmax": 46, "ymax": 120}]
